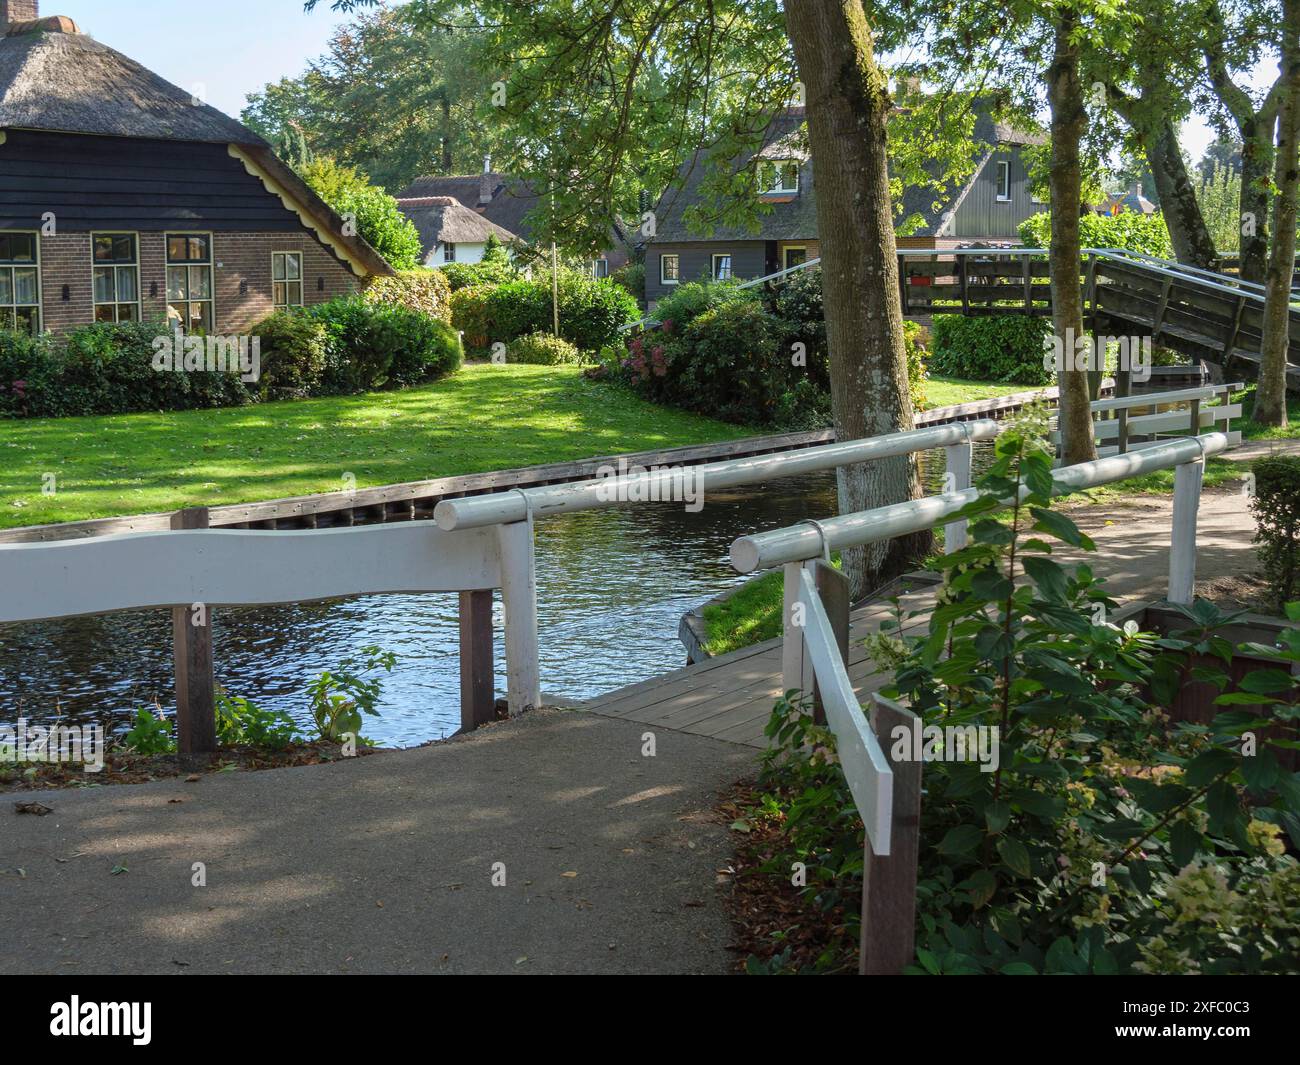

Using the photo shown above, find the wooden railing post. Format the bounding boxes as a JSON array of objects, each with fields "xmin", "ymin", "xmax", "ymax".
[
  {"xmin": 781, "ymin": 561, "xmax": 812, "ymax": 703},
  {"xmin": 811, "ymin": 561, "xmax": 849, "ymax": 726},
  {"xmin": 860, "ymin": 694, "xmax": 923, "ymax": 975},
  {"xmin": 171, "ymin": 506, "xmax": 216, "ymax": 758},
  {"xmin": 1168, "ymin": 457, "xmax": 1204, "ymax": 605},
  {"xmin": 458, "ymin": 589, "xmax": 495, "ymax": 731},
  {"xmin": 497, "ymin": 515, "xmax": 541, "ymax": 715}
]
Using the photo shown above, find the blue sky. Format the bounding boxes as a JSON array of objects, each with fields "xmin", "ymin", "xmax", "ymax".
[{"xmin": 54, "ymin": 0, "xmax": 369, "ymax": 121}]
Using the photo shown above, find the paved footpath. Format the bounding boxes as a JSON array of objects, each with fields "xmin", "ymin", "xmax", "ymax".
[{"xmin": 0, "ymin": 483, "xmax": 1267, "ymax": 975}]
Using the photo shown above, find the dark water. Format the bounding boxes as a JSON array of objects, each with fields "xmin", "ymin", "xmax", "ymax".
[{"xmin": 0, "ymin": 448, "xmax": 978, "ymax": 747}]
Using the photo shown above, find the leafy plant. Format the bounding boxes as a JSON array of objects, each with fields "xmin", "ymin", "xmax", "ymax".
[
  {"xmin": 929, "ymin": 314, "xmax": 1054, "ymax": 386},
  {"xmin": 1018, "ymin": 210, "xmax": 1174, "ymax": 259},
  {"xmin": 306, "ymin": 646, "xmax": 397, "ymax": 743},
  {"xmin": 1250, "ymin": 454, "xmax": 1300, "ymax": 610},
  {"xmin": 507, "ymin": 331, "xmax": 582, "ymax": 365},
  {"xmin": 215, "ymin": 690, "xmax": 303, "ymax": 750},
  {"xmin": 121, "ymin": 708, "xmax": 176, "ymax": 755}
]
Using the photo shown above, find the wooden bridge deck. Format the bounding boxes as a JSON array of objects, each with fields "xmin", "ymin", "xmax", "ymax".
[{"xmin": 583, "ymin": 577, "xmax": 940, "ymax": 748}]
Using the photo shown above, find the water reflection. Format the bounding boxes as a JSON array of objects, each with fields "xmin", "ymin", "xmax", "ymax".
[{"xmin": 0, "ymin": 446, "xmax": 980, "ymax": 747}]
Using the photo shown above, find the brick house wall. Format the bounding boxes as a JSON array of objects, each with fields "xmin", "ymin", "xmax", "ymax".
[{"xmin": 37, "ymin": 230, "xmax": 360, "ymax": 336}]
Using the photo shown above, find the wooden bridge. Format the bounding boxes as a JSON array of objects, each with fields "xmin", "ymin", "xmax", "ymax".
[{"xmin": 897, "ymin": 247, "xmax": 1300, "ymax": 387}]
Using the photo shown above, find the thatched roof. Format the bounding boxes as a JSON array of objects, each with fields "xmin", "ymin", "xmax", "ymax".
[
  {"xmin": 0, "ymin": 17, "xmax": 393, "ymax": 276},
  {"xmin": 398, "ymin": 174, "xmax": 543, "ymax": 242},
  {"xmin": 398, "ymin": 196, "xmax": 518, "ymax": 256}
]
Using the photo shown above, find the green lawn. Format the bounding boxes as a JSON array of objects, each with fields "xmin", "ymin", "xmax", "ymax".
[
  {"xmin": 0, "ymin": 364, "xmax": 752, "ymax": 528},
  {"xmin": 923, "ymin": 375, "xmax": 1040, "ymax": 408}
]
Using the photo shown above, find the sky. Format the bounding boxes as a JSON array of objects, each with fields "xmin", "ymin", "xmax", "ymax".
[{"xmin": 50, "ymin": 1, "xmax": 1277, "ymax": 169}]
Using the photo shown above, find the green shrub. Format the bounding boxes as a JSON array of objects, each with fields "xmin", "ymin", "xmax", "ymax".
[
  {"xmin": 310, "ymin": 297, "xmax": 460, "ymax": 392},
  {"xmin": 507, "ymin": 331, "xmax": 581, "ymax": 365},
  {"xmin": 1251, "ymin": 455, "xmax": 1300, "ymax": 610},
  {"xmin": 930, "ymin": 314, "xmax": 1054, "ymax": 385},
  {"xmin": 1018, "ymin": 210, "xmax": 1174, "ymax": 258},
  {"xmin": 439, "ymin": 235, "xmax": 519, "ymax": 291},
  {"xmin": 252, "ymin": 311, "xmax": 329, "ymax": 400},
  {"xmin": 654, "ymin": 279, "xmax": 752, "ymax": 331},
  {"xmin": 121, "ymin": 708, "xmax": 175, "ymax": 755},
  {"xmin": 0, "ymin": 328, "xmax": 46, "ymax": 418},
  {"xmin": 450, "ymin": 285, "xmax": 493, "ymax": 355},
  {"xmin": 215, "ymin": 691, "xmax": 302, "ymax": 750},
  {"xmin": 299, "ymin": 157, "xmax": 422, "ymax": 270},
  {"xmin": 364, "ymin": 269, "xmax": 453, "ymax": 325},
  {"xmin": 386, "ymin": 312, "xmax": 463, "ymax": 385},
  {"xmin": 611, "ymin": 261, "xmax": 645, "ymax": 303}
]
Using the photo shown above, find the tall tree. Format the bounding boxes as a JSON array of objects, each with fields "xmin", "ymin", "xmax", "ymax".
[{"xmin": 1254, "ymin": 0, "xmax": 1300, "ymax": 427}]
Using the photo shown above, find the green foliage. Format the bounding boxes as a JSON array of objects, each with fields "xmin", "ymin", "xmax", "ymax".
[
  {"xmin": 507, "ymin": 331, "xmax": 582, "ymax": 365},
  {"xmin": 253, "ymin": 311, "xmax": 329, "ymax": 400},
  {"xmin": 1018, "ymin": 210, "xmax": 1174, "ymax": 259},
  {"xmin": 930, "ymin": 314, "xmax": 1054, "ymax": 386},
  {"xmin": 652, "ymin": 279, "xmax": 750, "ymax": 332},
  {"xmin": 748, "ymin": 411, "xmax": 1300, "ymax": 974},
  {"xmin": 610, "ymin": 261, "xmax": 646, "ymax": 304},
  {"xmin": 1199, "ymin": 163, "xmax": 1243, "ymax": 258},
  {"xmin": 308, "ymin": 297, "xmax": 462, "ymax": 392},
  {"xmin": 1251, "ymin": 455, "xmax": 1300, "ymax": 610},
  {"xmin": 364, "ymin": 269, "xmax": 453, "ymax": 325},
  {"xmin": 215, "ymin": 691, "xmax": 303, "ymax": 750},
  {"xmin": 440, "ymin": 236, "xmax": 520, "ymax": 291},
  {"xmin": 121, "ymin": 708, "xmax": 176, "ymax": 755},
  {"xmin": 306, "ymin": 646, "xmax": 397, "ymax": 743},
  {"xmin": 450, "ymin": 285, "xmax": 493, "ymax": 353},
  {"xmin": 299, "ymin": 157, "xmax": 422, "ymax": 270}
]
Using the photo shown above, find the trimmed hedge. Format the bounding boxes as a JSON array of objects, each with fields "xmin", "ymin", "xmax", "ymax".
[
  {"xmin": 929, "ymin": 314, "xmax": 1054, "ymax": 386},
  {"xmin": 507, "ymin": 331, "xmax": 581, "ymax": 365},
  {"xmin": 307, "ymin": 296, "xmax": 462, "ymax": 393},
  {"xmin": 364, "ymin": 270, "xmax": 453, "ymax": 325},
  {"xmin": 1251, "ymin": 454, "xmax": 1300, "ymax": 610},
  {"xmin": 1018, "ymin": 210, "xmax": 1174, "ymax": 259}
]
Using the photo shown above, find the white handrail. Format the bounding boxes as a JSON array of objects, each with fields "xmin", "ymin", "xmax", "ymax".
[
  {"xmin": 730, "ymin": 432, "xmax": 1228, "ymax": 574},
  {"xmin": 434, "ymin": 420, "xmax": 999, "ymax": 531}
]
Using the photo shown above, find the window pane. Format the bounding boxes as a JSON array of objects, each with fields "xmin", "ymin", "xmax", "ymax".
[
  {"xmin": 0, "ymin": 270, "xmax": 11, "ymax": 305},
  {"xmin": 94, "ymin": 266, "xmax": 116, "ymax": 303},
  {"xmin": 189, "ymin": 266, "xmax": 211, "ymax": 299},
  {"xmin": 10, "ymin": 234, "xmax": 34, "ymax": 262},
  {"xmin": 94, "ymin": 236, "xmax": 115, "ymax": 262},
  {"xmin": 188, "ymin": 236, "xmax": 209, "ymax": 262},
  {"xmin": 273, "ymin": 282, "xmax": 286, "ymax": 306},
  {"xmin": 16, "ymin": 306, "xmax": 38, "ymax": 334},
  {"xmin": 782, "ymin": 163, "xmax": 798, "ymax": 189},
  {"xmin": 273, "ymin": 256, "xmax": 286, "ymax": 282},
  {"xmin": 117, "ymin": 303, "xmax": 137, "ymax": 322},
  {"xmin": 13, "ymin": 268, "xmax": 37, "ymax": 305},
  {"xmin": 168, "ymin": 266, "xmax": 187, "ymax": 300},
  {"xmin": 167, "ymin": 236, "xmax": 188, "ymax": 262},
  {"xmin": 288, "ymin": 282, "xmax": 302, "ymax": 306},
  {"xmin": 285, "ymin": 253, "xmax": 301, "ymax": 280},
  {"xmin": 116, "ymin": 235, "xmax": 136, "ymax": 262},
  {"xmin": 116, "ymin": 266, "xmax": 138, "ymax": 302},
  {"xmin": 95, "ymin": 304, "xmax": 116, "ymax": 323}
]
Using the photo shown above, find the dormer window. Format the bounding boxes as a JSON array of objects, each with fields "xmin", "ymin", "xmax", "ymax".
[{"xmin": 758, "ymin": 160, "xmax": 800, "ymax": 195}]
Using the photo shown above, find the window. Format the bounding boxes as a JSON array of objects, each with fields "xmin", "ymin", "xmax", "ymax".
[
  {"xmin": 590, "ymin": 258, "xmax": 609, "ymax": 278},
  {"xmin": 711, "ymin": 253, "xmax": 733, "ymax": 281},
  {"xmin": 92, "ymin": 233, "xmax": 140, "ymax": 323},
  {"xmin": 442, "ymin": 243, "xmax": 456, "ymax": 263},
  {"xmin": 166, "ymin": 233, "xmax": 213, "ymax": 332},
  {"xmin": 0, "ymin": 232, "xmax": 39, "ymax": 335},
  {"xmin": 272, "ymin": 251, "xmax": 303, "ymax": 308},
  {"xmin": 758, "ymin": 159, "xmax": 800, "ymax": 194},
  {"xmin": 783, "ymin": 246, "xmax": 807, "ymax": 271},
  {"xmin": 995, "ymin": 160, "xmax": 1011, "ymax": 202},
  {"xmin": 660, "ymin": 253, "xmax": 679, "ymax": 285}
]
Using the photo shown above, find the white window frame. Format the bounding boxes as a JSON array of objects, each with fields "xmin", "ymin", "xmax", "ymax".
[
  {"xmin": 660, "ymin": 253, "xmax": 680, "ymax": 285},
  {"xmin": 591, "ymin": 258, "xmax": 609, "ymax": 278},
  {"xmin": 758, "ymin": 159, "xmax": 800, "ymax": 195},
  {"xmin": 995, "ymin": 160, "xmax": 1012, "ymax": 202},
  {"xmin": 711, "ymin": 253, "xmax": 733, "ymax": 281},
  {"xmin": 0, "ymin": 230, "xmax": 41, "ymax": 336},
  {"xmin": 442, "ymin": 242, "xmax": 456, "ymax": 263},
  {"xmin": 272, "ymin": 251, "xmax": 304, "ymax": 309},
  {"xmin": 782, "ymin": 245, "xmax": 808, "ymax": 271},
  {"xmin": 165, "ymin": 231, "xmax": 215, "ymax": 333},
  {"xmin": 91, "ymin": 232, "xmax": 141, "ymax": 324}
]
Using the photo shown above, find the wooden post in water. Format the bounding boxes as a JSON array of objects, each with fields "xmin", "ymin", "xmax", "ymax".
[
  {"xmin": 860, "ymin": 694, "xmax": 923, "ymax": 975},
  {"xmin": 458, "ymin": 589, "xmax": 496, "ymax": 731},
  {"xmin": 171, "ymin": 507, "xmax": 216, "ymax": 758},
  {"xmin": 810, "ymin": 561, "xmax": 849, "ymax": 727}
]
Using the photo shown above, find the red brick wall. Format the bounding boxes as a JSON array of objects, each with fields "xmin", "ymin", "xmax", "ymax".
[{"xmin": 37, "ymin": 230, "xmax": 362, "ymax": 336}]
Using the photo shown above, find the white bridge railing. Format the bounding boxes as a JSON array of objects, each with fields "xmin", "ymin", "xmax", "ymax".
[{"xmin": 727, "ymin": 430, "xmax": 1230, "ymax": 973}]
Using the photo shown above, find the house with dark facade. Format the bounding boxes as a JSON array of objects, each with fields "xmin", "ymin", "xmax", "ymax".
[
  {"xmin": 645, "ymin": 107, "xmax": 1044, "ymax": 307},
  {"xmin": 398, "ymin": 161, "xmax": 632, "ymax": 277},
  {"xmin": 0, "ymin": 2, "xmax": 391, "ymax": 337}
]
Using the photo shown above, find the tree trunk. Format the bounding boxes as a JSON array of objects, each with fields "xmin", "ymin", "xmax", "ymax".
[
  {"xmin": 1145, "ymin": 116, "xmax": 1219, "ymax": 268},
  {"xmin": 785, "ymin": 0, "xmax": 927, "ymax": 598},
  {"xmin": 1255, "ymin": 0, "xmax": 1300, "ymax": 427},
  {"xmin": 1047, "ymin": 12, "xmax": 1098, "ymax": 464},
  {"xmin": 1239, "ymin": 118, "xmax": 1276, "ymax": 284}
]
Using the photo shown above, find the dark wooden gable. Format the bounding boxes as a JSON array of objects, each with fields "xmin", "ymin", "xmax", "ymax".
[{"xmin": 0, "ymin": 129, "xmax": 311, "ymax": 232}]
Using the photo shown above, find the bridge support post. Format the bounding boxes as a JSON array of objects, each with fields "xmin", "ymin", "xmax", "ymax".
[
  {"xmin": 943, "ymin": 439, "xmax": 973, "ymax": 552},
  {"xmin": 458, "ymin": 589, "xmax": 496, "ymax": 731},
  {"xmin": 1168, "ymin": 458, "xmax": 1204, "ymax": 605},
  {"xmin": 171, "ymin": 507, "xmax": 216, "ymax": 759},
  {"xmin": 497, "ymin": 516, "xmax": 541, "ymax": 715}
]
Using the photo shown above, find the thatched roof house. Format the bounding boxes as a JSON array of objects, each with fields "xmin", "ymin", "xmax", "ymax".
[
  {"xmin": 397, "ymin": 196, "xmax": 519, "ymax": 268},
  {"xmin": 0, "ymin": 1, "xmax": 392, "ymax": 336}
]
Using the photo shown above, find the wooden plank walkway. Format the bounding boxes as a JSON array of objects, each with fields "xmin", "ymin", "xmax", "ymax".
[{"xmin": 584, "ymin": 576, "xmax": 941, "ymax": 748}]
